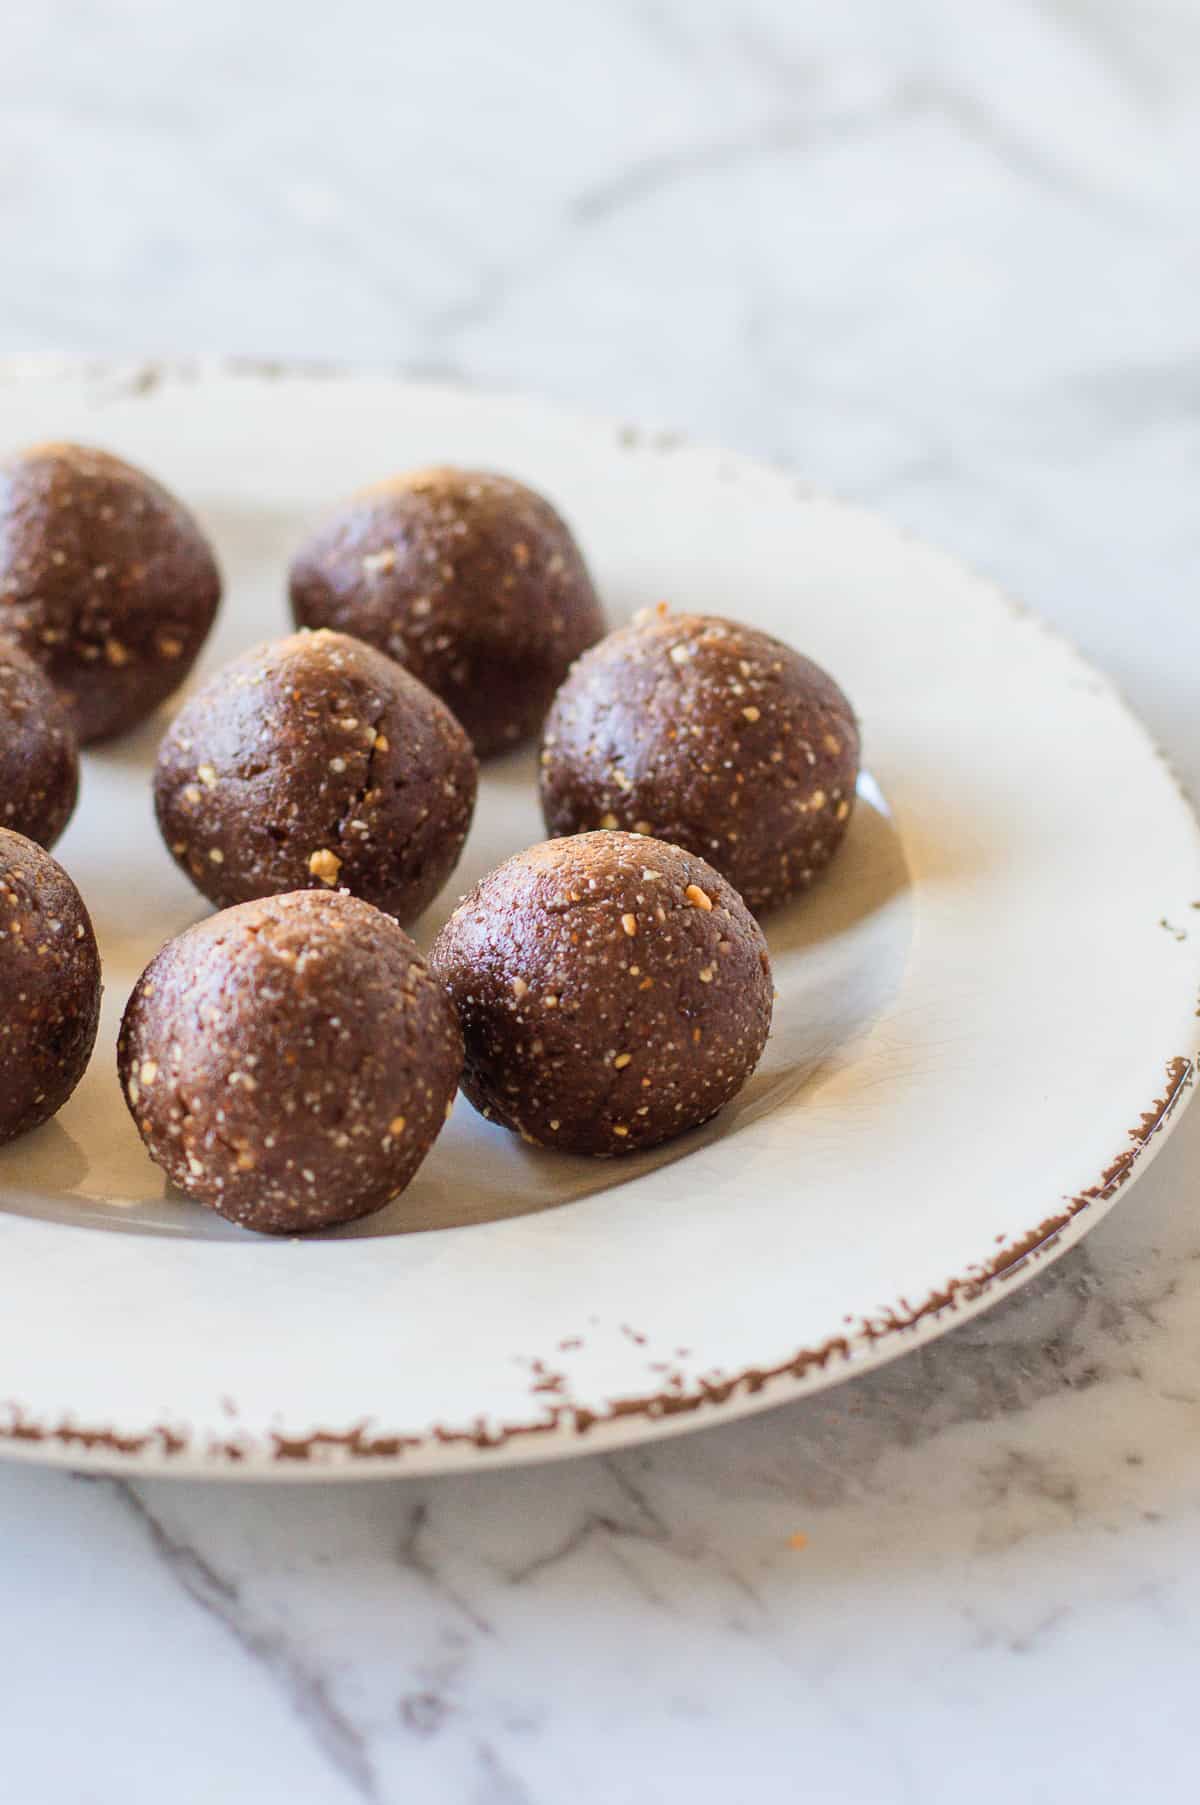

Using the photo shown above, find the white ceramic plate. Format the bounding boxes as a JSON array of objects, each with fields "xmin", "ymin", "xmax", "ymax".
[{"xmin": 0, "ymin": 360, "xmax": 1196, "ymax": 1478}]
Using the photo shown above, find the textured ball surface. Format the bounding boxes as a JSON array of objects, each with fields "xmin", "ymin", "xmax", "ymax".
[
  {"xmin": 289, "ymin": 467, "xmax": 605, "ymax": 756},
  {"xmin": 0, "ymin": 442, "xmax": 221, "ymax": 743},
  {"xmin": 0, "ymin": 829, "xmax": 101, "ymax": 1145},
  {"xmin": 0, "ymin": 638, "xmax": 79, "ymax": 848},
  {"xmin": 430, "ymin": 832, "xmax": 773, "ymax": 1157},
  {"xmin": 118, "ymin": 890, "xmax": 463, "ymax": 1233},
  {"xmin": 154, "ymin": 629, "xmax": 477, "ymax": 925},
  {"xmin": 540, "ymin": 609, "xmax": 860, "ymax": 914}
]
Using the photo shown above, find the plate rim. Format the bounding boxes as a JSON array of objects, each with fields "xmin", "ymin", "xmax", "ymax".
[{"xmin": 0, "ymin": 356, "xmax": 1197, "ymax": 1479}]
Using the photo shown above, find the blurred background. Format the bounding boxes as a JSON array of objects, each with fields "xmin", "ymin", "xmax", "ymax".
[{"xmin": 3, "ymin": 0, "xmax": 1197, "ymax": 769}]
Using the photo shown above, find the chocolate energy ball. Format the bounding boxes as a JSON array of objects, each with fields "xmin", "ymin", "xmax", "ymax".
[
  {"xmin": 0, "ymin": 442, "xmax": 221, "ymax": 743},
  {"xmin": 118, "ymin": 890, "xmax": 463, "ymax": 1234},
  {"xmin": 0, "ymin": 638, "xmax": 80, "ymax": 848},
  {"xmin": 0, "ymin": 829, "xmax": 102, "ymax": 1146},
  {"xmin": 540, "ymin": 608, "xmax": 860, "ymax": 915},
  {"xmin": 289, "ymin": 467, "xmax": 605, "ymax": 757},
  {"xmin": 155, "ymin": 629, "xmax": 477, "ymax": 926},
  {"xmin": 429, "ymin": 832, "xmax": 773, "ymax": 1157}
]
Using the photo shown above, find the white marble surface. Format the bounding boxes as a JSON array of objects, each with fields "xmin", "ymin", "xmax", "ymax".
[{"xmin": 2, "ymin": 1, "xmax": 1199, "ymax": 1798}]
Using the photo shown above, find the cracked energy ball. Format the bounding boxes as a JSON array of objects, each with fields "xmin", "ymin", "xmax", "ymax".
[
  {"xmin": 0, "ymin": 442, "xmax": 221, "ymax": 743},
  {"xmin": 288, "ymin": 467, "xmax": 605, "ymax": 756},
  {"xmin": 429, "ymin": 832, "xmax": 773, "ymax": 1157},
  {"xmin": 0, "ymin": 829, "xmax": 102, "ymax": 1146},
  {"xmin": 0, "ymin": 638, "xmax": 80, "ymax": 848},
  {"xmin": 118, "ymin": 890, "xmax": 464, "ymax": 1234},
  {"xmin": 540, "ymin": 608, "xmax": 860, "ymax": 914},
  {"xmin": 154, "ymin": 629, "xmax": 477, "ymax": 926}
]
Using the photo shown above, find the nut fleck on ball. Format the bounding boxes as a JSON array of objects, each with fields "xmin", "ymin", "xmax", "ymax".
[
  {"xmin": 0, "ymin": 443, "xmax": 221, "ymax": 743},
  {"xmin": 429, "ymin": 832, "xmax": 773, "ymax": 1156},
  {"xmin": 540, "ymin": 608, "xmax": 860, "ymax": 913},
  {"xmin": 289, "ymin": 467, "xmax": 605, "ymax": 757},
  {"xmin": 154, "ymin": 630, "xmax": 477, "ymax": 925},
  {"xmin": 117, "ymin": 890, "xmax": 463, "ymax": 1233}
]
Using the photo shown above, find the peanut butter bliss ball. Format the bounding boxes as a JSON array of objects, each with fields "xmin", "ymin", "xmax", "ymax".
[
  {"xmin": 0, "ymin": 829, "xmax": 102, "ymax": 1146},
  {"xmin": 540, "ymin": 609, "xmax": 860, "ymax": 914},
  {"xmin": 289, "ymin": 467, "xmax": 605, "ymax": 757},
  {"xmin": 0, "ymin": 443, "xmax": 221, "ymax": 743},
  {"xmin": 154, "ymin": 629, "xmax": 477, "ymax": 926},
  {"xmin": 0, "ymin": 638, "xmax": 80, "ymax": 848},
  {"xmin": 429, "ymin": 832, "xmax": 773, "ymax": 1157},
  {"xmin": 118, "ymin": 890, "xmax": 463, "ymax": 1234}
]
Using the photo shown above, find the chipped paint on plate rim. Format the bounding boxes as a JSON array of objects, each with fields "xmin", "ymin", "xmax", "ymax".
[{"xmin": 0, "ymin": 359, "xmax": 1196, "ymax": 1478}]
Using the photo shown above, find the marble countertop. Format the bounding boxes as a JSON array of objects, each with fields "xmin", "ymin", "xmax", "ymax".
[{"xmin": 3, "ymin": 2, "xmax": 1199, "ymax": 1799}]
